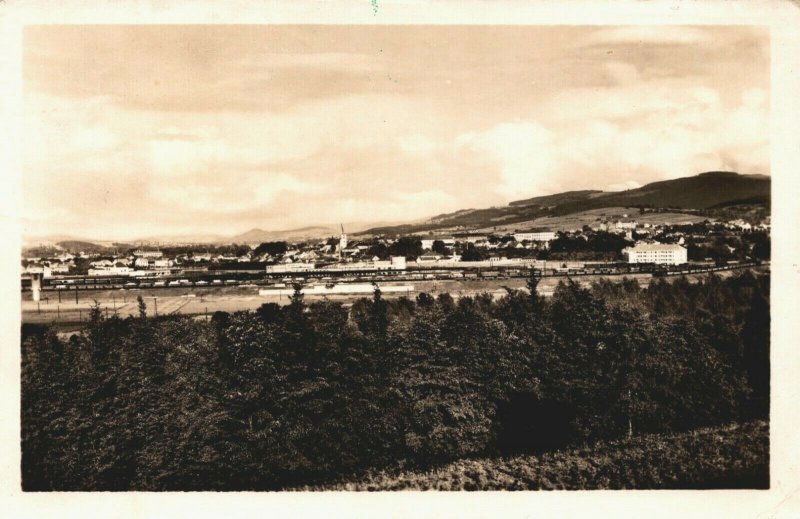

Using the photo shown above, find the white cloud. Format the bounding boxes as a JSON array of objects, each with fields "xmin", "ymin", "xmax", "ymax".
[
  {"xmin": 605, "ymin": 61, "xmax": 641, "ymax": 84},
  {"xmin": 399, "ymin": 134, "xmax": 437, "ymax": 156},
  {"xmin": 454, "ymin": 78, "xmax": 768, "ymax": 202},
  {"xmin": 21, "ymin": 26, "xmax": 769, "ymax": 239},
  {"xmin": 456, "ymin": 122, "xmax": 558, "ymax": 199},
  {"xmin": 579, "ymin": 26, "xmax": 713, "ymax": 47},
  {"xmin": 153, "ymin": 172, "xmax": 317, "ymax": 214}
]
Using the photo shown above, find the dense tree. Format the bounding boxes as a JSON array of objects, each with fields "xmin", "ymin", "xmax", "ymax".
[
  {"xmin": 431, "ymin": 240, "xmax": 448, "ymax": 255},
  {"xmin": 253, "ymin": 241, "xmax": 289, "ymax": 257},
  {"xmin": 21, "ymin": 271, "xmax": 769, "ymax": 490}
]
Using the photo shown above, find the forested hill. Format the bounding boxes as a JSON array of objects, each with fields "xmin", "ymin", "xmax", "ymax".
[{"xmin": 359, "ymin": 172, "xmax": 770, "ymax": 236}]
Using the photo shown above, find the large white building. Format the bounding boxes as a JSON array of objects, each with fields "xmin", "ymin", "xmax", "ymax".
[
  {"xmin": 266, "ymin": 262, "xmax": 317, "ymax": 274},
  {"xmin": 623, "ymin": 243, "xmax": 688, "ymax": 265},
  {"xmin": 322, "ymin": 256, "xmax": 407, "ymax": 272},
  {"xmin": 88, "ymin": 266, "xmax": 134, "ymax": 276},
  {"xmin": 513, "ymin": 231, "xmax": 556, "ymax": 243}
]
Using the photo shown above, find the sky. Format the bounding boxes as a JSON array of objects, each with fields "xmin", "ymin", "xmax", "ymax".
[{"xmin": 21, "ymin": 25, "xmax": 769, "ymax": 240}]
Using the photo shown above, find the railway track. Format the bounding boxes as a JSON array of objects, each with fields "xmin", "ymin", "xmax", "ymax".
[{"xmin": 26, "ymin": 261, "xmax": 766, "ymax": 294}]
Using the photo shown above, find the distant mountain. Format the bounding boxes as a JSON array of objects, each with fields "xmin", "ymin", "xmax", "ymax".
[
  {"xmin": 23, "ymin": 234, "xmax": 93, "ymax": 248},
  {"xmin": 133, "ymin": 233, "xmax": 227, "ymax": 244},
  {"xmin": 55, "ymin": 240, "xmax": 111, "ymax": 254},
  {"xmin": 571, "ymin": 171, "xmax": 770, "ymax": 211},
  {"xmin": 228, "ymin": 226, "xmax": 338, "ymax": 244},
  {"xmin": 359, "ymin": 171, "xmax": 770, "ymax": 236},
  {"xmin": 23, "ymin": 221, "xmax": 400, "ymax": 249},
  {"xmin": 226, "ymin": 221, "xmax": 402, "ymax": 244}
]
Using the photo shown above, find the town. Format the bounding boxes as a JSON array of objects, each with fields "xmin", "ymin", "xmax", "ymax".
[{"xmin": 22, "ymin": 212, "xmax": 770, "ymax": 303}]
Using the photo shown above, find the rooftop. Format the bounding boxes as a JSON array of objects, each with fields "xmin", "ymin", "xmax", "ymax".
[{"xmin": 626, "ymin": 243, "xmax": 685, "ymax": 252}]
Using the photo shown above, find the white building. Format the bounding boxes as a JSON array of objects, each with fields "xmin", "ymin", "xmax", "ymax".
[
  {"xmin": 513, "ymin": 231, "xmax": 556, "ymax": 243},
  {"xmin": 49, "ymin": 263, "xmax": 70, "ymax": 274},
  {"xmin": 322, "ymin": 256, "xmax": 406, "ymax": 272},
  {"xmin": 24, "ymin": 265, "xmax": 52, "ymax": 278},
  {"xmin": 88, "ymin": 266, "xmax": 133, "ymax": 276},
  {"xmin": 266, "ymin": 262, "xmax": 316, "ymax": 274},
  {"xmin": 133, "ymin": 249, "xmax": 163, "ymax": 258},
  {"xmin": 338, "ymin": 226, "xmax": 348, "ymax": 258},
  {"xmin": 623, "ymin": 243, "xmax": 687, "ymax": 265},
  {"xmin": 614, "ymin": 221, "xmax": 637, "ymax": 231},
  {"xmin": 416, "ymin": 253, "xmax": 443, "ymax": 263},
  {"xmin": 456, "ymin": 235, "xmax": 488, "ymax": 244}
]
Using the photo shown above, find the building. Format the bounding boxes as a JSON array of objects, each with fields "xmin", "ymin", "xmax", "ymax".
[
  {"xmin": 49, "ymin": 263, "xmax": 70, "ymax": 274},
  {"xmin": 614, "ymin": 221, "xmax": 637, "ymax": 231},
  {"xmin": 133, "ymin": 249, "xmax": 163, "ymax": 258},
  {"xmin": 322, "ymin": 256, "xmax": 406, "ymax": 272},
  {"xmin": 88, "ymin": 266, "xmax": 133, "ymax": 276},
  {"xmin": 623, "ymin": 243, "xmax": 687, "ymax": 265},
  {"xmin": 338, "ymin": 224, "xmax": 348, "ymax": 259},
  {"xmin": 416, "ymin": 253, "xmax": 443, "ymax": 263},
  {"xmin": 513, "ymin": 231, "xmax": 556, "ymax": 243},
  {"xmin": 266, "ymin": 262, "xmax": 316, "ymax": 274}
]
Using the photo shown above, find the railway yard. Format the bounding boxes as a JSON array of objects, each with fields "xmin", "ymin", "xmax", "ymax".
[{"xmin": 22, "ymin": 262, "xmax": 768, "ymax": 330}]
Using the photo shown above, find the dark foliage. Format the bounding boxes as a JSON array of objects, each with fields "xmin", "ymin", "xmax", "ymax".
[
  {"xmin": 253, "ymin": 241, "xmax": 289, "ymax": 257},
  {"xmin": 21, "ymin": 272, "xmax": 769, "ymax": 490}
]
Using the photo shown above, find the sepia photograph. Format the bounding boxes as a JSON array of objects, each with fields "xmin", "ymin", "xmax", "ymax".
[{"xmin": 3, "ymin": 0, "xmax": 800, "ymax": 516}]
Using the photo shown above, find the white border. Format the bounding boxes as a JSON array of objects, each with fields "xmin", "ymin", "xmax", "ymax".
[{"xmin": 1, "ymin": 1, "xmax": 798, "ymax": 518}]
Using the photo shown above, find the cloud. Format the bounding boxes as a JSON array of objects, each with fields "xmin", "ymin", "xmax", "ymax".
[
  {"xmin": 152, "ymin": 172, "xmax": 318, "ymax": 214},
  {"xmin": 20, "ymin": 26, "xmax": 769, "ymax": 239},
  {"xmin": 455, "ymin": 80, "xmax": 768, "ymax": 200},
  {"xmin": 578, "ymin": 26, "xmax": 714, "ymax": 47},
  {"xmin": 398, "ymin": 134, "xmax": 437, "ymax": 156},
  {"xmin": 456, "ymin": 122, "xmax": 558, "ymax": 199},
  {"xmin": 604, "ymin": 61, "xmax": 641, "ymax": 84}
]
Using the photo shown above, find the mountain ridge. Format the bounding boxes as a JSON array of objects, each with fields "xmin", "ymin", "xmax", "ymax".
[{"xmin": 357, "ymin": 171, "xmax": 770, "ymax": 236}]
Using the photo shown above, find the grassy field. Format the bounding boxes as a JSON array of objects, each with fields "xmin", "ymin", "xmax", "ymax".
[
  {"xmin": 473, "ymin": 207, "xmax": 708, "ymax": 234},
  {"xmin": 301, "ymin": 421, "xmax": 768, "ymax": 491}
]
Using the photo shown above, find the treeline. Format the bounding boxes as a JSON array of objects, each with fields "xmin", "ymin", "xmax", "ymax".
[
  {"xmin": 21, "ymin": 271, "xmax": 769, "ymax": 490},
  {"xmin": 548, "ymin": 232, "xmax": 630, "ymax": 261}
]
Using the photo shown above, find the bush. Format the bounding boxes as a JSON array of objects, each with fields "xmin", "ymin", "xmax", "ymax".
[{"xmin": 306, "ymin": 421, "xmax": 768, "ymax": 490}]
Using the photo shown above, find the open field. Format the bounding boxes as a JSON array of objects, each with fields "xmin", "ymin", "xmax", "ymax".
[
  {"xmin": 473, "ymin": 207, "xmax": 709, "ymax": 234},
  {"xmin": 301, "ymin": 420, "xmax": 768, "ymax": 491}
]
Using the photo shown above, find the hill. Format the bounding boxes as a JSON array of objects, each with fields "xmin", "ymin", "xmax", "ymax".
[
  {"xmin": 227, "ymin": 226, "xmax": 339, "ymax": 244},
  {"xmin": 55, "ymin": 240, "xmax": 110, "ymax": 254},
  {"xmin": 358, "ymin": 171, "xmax": 769, "ymax": 236},
  {"xmin": 559, "ymin": 171, "xmax": 770, "ymax": 213}
]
